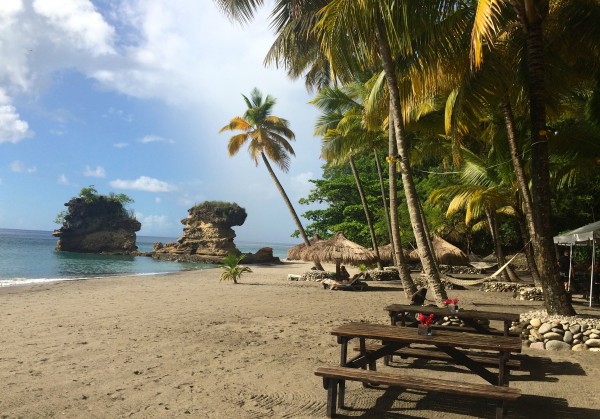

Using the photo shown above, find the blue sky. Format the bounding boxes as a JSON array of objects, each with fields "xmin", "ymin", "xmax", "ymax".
[{"xmin": 0, "ymin": 0, "xmax": 325, "ymax": 244}]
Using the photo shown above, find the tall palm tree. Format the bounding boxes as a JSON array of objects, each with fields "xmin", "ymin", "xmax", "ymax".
[
  {"xmin": 316, "ymin": 1, "xmax": 452, "ymax": 305},
  {"xmin": 470, "ymin": 0, "xmax": 582, "ymax": 314},
  {"xmin": 311, "ymin": 85, "xmax": 385, "ymax": 266},
  {"xmin": 219, "ymin": 88, "xmax": 322, "ymax": 269}
]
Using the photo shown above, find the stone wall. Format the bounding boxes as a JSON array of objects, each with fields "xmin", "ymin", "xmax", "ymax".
[{"xmin": 519, "ymin": 310, "xmax": 600, "ymax": 352}]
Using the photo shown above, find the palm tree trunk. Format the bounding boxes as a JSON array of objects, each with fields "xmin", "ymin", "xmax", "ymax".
[
  {"xmin": 501, "ymin": 96, "xmax": 537, "ymax": 241},
  {"xmin": 485, "ymin": 209, "xmax": 512, "ymax": 282},
  {"xmin": 260, "ymin": 152, "xmax": 323, "ymax": 270},
  {"xmin": 349, "ymin": 157, "xmax": 382, "ymax": 269},
  {"xmin": 515, "ymin": 207, "xmax": 542, "ymax": 286},
  {"xmin": 374, "ymin": 150, "xmax": 394, "ymax": 254},
  {"xmin": 375, "ymin": 20, "xmax": 447, "ymax": 305},
  {"xmin": 389, "ymin": 109, "xmax": 417, "ymax": 298},
  {"xmin": 418, "ymin": 200, "xmax": 440, "ymax": 276},
  {"xmin": 520, "ymin": 8, "xmax": 574, "ymax": 314}
]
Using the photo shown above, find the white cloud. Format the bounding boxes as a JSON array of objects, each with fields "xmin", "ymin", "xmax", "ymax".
[
  {"xmin": 176, "ymin": 191, "xmax": 205, "ymax": 208},
  {"xmin": 32, "ymin": 0, "xmax": 115, "ymax": 56},
  {"xmin": 103, "ymin": 107, "xmax": 132, "ymax": 122},
  {"xmin": 0, "ymin": 89, "xmax": 32, "ymax": 143},
  {"xmin": 113, "ymin": 142, "xmax": 129, "ymax": 148},
  {"xmin": 139, "ymin": 134, "xmax": 174, "ymax": 144},
  {"xmin": 136, "ymin": 213, "xmax": 170, "ymax": 230},
  {"xmin": 0, "ymin": 0, "xmax": 23, "ymax": 17},
  {"xmin": 110, "ymin": 175, "xmax": 176, "ymax": 192},
  {"xmin": 154, "ymin": 197, "xmax": 161, "ymax": 204},
  {"xmin": 57, "ymin": 173, "xmax": 69, "ymax": 185},
  {"xmin": 9, "ymin": 160, "xmax": 36, "ymax": 173},
  {"xmin": 83, "ymin": 165, "xmax": 106, "ymax": 178}
]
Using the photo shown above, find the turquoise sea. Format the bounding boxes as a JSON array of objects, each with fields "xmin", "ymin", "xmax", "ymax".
[{"xmin": 0, "ymin": 229, "xmax": 293, "ymax": 288}]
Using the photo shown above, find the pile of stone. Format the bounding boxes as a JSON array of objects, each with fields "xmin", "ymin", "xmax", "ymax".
[
  {"xmin": 514, "ymin": 287, "xmax": 544, "ymax": 301},
  {"xmin": 433, "ymin": 315, "xmax": 490, "ymax": 329},
  {"xmin": 413, "ymin": 275, "xmax": 457, "ymax": 290},
  {"xmin": 480, "ymin": 282, "xmax": 544, "ymax": 301},
  {"xmin": 519, "ymin": 310, "xmax": 600, "ymax": 351},
  {"xmin": 367, "ymin": 269, "xmax": 399, "ymax": 281},
  {"xmin": 298, "ymin": 270, "xmax": 335, "ymax": 282},
  {"xmin": 481, "ymin": 282, "xmax": 523, "ymax": 293},
  {"xmin": 440, "ymin": 265, "xmax": 481, "ymax": 275}
]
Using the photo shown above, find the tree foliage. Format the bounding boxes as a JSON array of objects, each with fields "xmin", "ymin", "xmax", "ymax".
[
  {"xmin": 220, "ymin": 253, "xmax": 252, "ymax": 284},
  {"xmin": 54, "ymin": 185, "xmax": 135, "ymax": 225}
]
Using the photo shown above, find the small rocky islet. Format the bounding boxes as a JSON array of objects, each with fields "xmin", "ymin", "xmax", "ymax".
[{"xmin": 54, "ymin": 197, "xmax": 278, "ymax": 264}]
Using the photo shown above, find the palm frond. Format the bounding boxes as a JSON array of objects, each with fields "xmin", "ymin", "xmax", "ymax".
[
  {"xmin": 219, "ymin": 117, "xmax": 251, "ymax": 133},
  {"xmin": 227, "ymin": 133, "xmax": 249, "ymax": 156}
]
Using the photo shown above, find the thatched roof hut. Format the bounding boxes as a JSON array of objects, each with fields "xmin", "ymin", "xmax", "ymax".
[
  {"xmin": 299, "ymin": 232, "xmax": 376, "ymax": 276},
  {"xmin": 408, "ymin": 235, "xmax": 469, "ymax": 266},
  {"xmin": 378, "ymin": 244, "xmax": 413, "ymax": 263},
  {"xmin": 287, "ymin": 235, "xmax": 322, "ymax": 260}
]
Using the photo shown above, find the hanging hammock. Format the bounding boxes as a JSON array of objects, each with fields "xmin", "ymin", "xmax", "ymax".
[{"xmin": 441, "ymin": 252, "xmax": 526, "ymax": 287}]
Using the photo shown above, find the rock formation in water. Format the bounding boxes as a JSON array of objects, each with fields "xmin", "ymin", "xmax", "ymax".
[
  {"xmin": 153, "ymin": 201, "xmax": 245, "ymax": 263},
  {"xmin": 152, "ymin": 201, "xmax": 279, "ymax": 264},
  {"xmin": 53, "ymin": 196, "xmax": 141, "ymax": 253}
]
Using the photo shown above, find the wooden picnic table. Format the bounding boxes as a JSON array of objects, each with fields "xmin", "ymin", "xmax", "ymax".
[
  {"xmin": 316, "ymin": 322, "xmax": 522, "ymax": 418},
  {"xmin": 385, "ymin": 303, "xmax": 520, "ymax": 336}
]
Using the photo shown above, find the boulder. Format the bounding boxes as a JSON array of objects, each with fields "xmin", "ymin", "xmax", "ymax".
[
  {"xmin": 545, "ymin": 340, "xmax": 571, "ymax": 351},
  {"xmin": 241, "ymin": 247, "xmax": 280, "ymax": 264}
]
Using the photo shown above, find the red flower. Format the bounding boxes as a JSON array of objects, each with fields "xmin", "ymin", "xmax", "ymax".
[
  {"xmin": 453, "ymin": 298, "xmax": 459, "ymax": 305},
  {"xmin": 419, "ymin": 313, "xmax": 434, "ymax": 326},
  {"xmin": 444, "ymin": 299, "xmax": 452, "ymax": 305}
]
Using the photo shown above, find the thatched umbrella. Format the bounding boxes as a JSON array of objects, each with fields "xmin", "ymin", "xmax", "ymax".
[
  {"xmin": 378, "ymin": 243, "xmax": 413, "ymax": 264},
  {"xmin": 299, "ymin": 232, "xmax": 376, "ymax": 277},
  {"xmin": 408, "ymin": 235, "xmax": 469, "ymax": 266},
  {"xmin": 287, "ymin": 234, "xmax": 322, "ymax": 261}
]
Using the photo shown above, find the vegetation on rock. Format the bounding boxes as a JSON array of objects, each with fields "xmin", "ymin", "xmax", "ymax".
[{"xmin": 53, "ymin": 186, "xmax": 140, "ymax": 253}]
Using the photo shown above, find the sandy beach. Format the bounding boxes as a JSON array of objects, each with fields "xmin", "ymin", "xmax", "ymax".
[{"xmin": 1, "ymin": 261, "xmax": 599, "ymax": 418}]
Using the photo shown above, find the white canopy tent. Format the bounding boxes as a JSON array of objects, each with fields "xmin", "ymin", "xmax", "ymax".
[{"xmin": 553, "ymin": 220, "xmax": 600, "ymax": 307}]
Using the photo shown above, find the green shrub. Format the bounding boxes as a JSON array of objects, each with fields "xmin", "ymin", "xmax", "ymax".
[{"xmin": 220, "ymin": 253, "xmax": 252, "ymax": 284}]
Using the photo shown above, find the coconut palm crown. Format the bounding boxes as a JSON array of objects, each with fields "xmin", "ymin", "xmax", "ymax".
[{"xmin": 220, "ymin": 87, "xmax": 296, "ymax": 172}]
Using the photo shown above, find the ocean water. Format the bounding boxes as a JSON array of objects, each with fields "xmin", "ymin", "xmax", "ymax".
[{"xmin": 0, "ymin": 229, "xmax": 292, "ymax": 288}]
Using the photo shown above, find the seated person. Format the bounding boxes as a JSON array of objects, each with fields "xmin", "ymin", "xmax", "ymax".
[
  {"xmin": 338, "ymin": 266, "xmax": 350, "ymax": 282},
  {"xmin": 410, "ymin": 287, "xmax": 428, "ymax": 306}
]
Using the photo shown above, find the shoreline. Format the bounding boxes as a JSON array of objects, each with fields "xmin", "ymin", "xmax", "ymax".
[{"xmin": 1, "ymin": 261, "xmax": 599, "ymax": 417}]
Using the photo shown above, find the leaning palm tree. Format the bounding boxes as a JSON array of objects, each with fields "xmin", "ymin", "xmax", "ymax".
[{"xmin": 219, "ymin": 88, "xmax": 322, "ymax": 269}]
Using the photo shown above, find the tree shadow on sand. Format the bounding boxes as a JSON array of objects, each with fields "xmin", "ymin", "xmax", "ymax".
[
  {"xmin": 510, "ymin": 354, "xmax": 586, "ymax": 382},
  {"xmin": 329, "ymin": 386, "xmax": 599, "ymax": 418}
]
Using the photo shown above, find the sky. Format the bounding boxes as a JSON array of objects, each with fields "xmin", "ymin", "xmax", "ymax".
[{"xmin": 0, "ymin": 0, "xmax": 325, "ymax": 244}]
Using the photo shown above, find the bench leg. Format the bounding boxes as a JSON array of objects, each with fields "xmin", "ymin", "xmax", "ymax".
[
  {"xmin": 496, "ymin": 400, "xmax": 505, "ymax": 419},
  {"xmin": 325, "ymin": 378, "xmax": 338, "ymax": 417},
  {"xmin": 338, "ymin": 380, "xmax": 345, "ymax": 409}
]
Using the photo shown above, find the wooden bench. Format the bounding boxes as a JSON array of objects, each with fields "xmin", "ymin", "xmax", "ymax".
[
  {"xmin": 314, "ymin": 365, "xmax": 521, "ymax": 418},
  {"xmin": 353, "ymin": 344, "xmax": 522, "ymax": 369}
]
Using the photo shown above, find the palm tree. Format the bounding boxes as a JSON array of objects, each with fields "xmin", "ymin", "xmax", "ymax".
[
  {"xmin": 219, "ymin": 88, "xmax": 323, "ymax": 269},
  {"xmin": 311, "ymin": 85, "xmax": 385, "ymax": 266},
  {"xmin": 430, "ymin": 147, "xmax": 522, "ymax": 282},
  {"xmin": 220, "ymin": 253, "xmax": 252, "ymax": 284},
  {"xmin": 470, "ymin": 0, "xmax": 582, "ymax": 314},
  {"xmin": 316, "ymin": 1, "xmax": 452, "ymax": 305}
]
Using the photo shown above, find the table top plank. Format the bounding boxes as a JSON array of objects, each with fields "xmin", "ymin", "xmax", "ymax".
[
  {"xmin": 385, "ymin": 304, "xmax": 520, "ymax": 323},
  {"xmin": 331, "ymin": 322, "xmax": 522, "ymax": 353}
]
